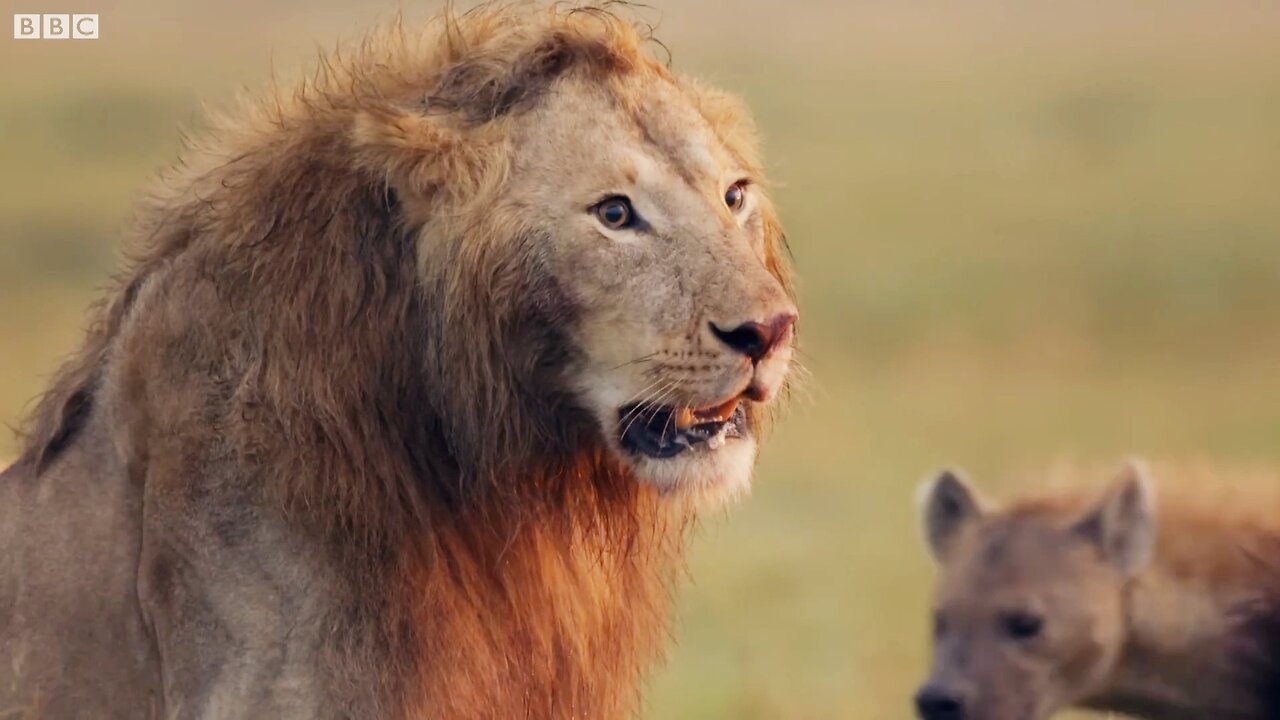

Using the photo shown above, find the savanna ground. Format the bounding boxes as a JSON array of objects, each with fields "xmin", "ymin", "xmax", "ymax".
[{"xmin": 2, "ymin": 2, "xmax": 1279, "ymax": 718}]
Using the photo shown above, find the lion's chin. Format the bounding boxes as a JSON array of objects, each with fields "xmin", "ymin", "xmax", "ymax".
[{"xmin": 626, "ymin": 434, "xmax": 757, "ymax": 506}]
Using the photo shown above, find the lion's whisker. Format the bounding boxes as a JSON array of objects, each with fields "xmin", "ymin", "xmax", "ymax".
[
  {"xmin": 658, "ymin": 385, "xmax": 684, "ymax": 442},
  {"xmin": 617, "ymin": 378, "xmax": 671, "ymax": 427},
  {"xmin": 621, "ymin": 379, "xmax": 676, "ymax": 428},
  {"xmin": 619, "ymin": 384, "xmax": 664, "ymax": 430},
  {"xmin": 609, "ymin": 352, "xmax": 659, "ymax": 371},
  {"xmin": 783, "ymin": 359, "xmax": 817, "ymax": 407},
  {"xmin": 636, "ymin": 385, "xmax": 681, "ymax": 439},
  {"xmin": 620, "ymin": 381, "xmax": 678, "ymax": 438},
  {"xmin": 621, "ymin": 375, "xmax": 668, "ymax": 406}
]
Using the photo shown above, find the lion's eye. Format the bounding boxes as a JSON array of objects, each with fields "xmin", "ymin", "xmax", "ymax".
[
  {"xmin": 593, "ymin": 197, "xmax": 636, "ymax": 230},
  {"xmin": 724, "ymin": 181, "xmax": 747, "ymax": 212},
  {"xmin": 999, "ymin": 611, "xmax": 1044, "ymax": 641}
]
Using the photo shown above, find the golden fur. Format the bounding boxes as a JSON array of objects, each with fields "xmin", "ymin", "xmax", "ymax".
[{"xmin": 7, "ymin": 4, "xmax": 795, "ymax": 718}]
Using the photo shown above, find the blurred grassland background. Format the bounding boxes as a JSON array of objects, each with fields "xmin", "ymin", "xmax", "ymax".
[{"xmin": 3, "ymin": 1, "xmax": 1280, "ymax": 717}]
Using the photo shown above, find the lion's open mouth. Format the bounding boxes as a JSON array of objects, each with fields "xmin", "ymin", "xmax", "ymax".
[{"xmin": 617, "ymin": 397, "xmax": 747, "ymax": 459}]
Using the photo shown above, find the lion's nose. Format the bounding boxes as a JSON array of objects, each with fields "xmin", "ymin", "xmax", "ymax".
[
  {"xmin": 709, "ymin": 312, "xmax": 796, "ymax": 362},
  {"xmin": 914, "ymin": 685, "xmax": 966, "ymax": 720}
]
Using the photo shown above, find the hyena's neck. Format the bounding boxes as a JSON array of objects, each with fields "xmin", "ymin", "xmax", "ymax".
[{"xmin": 1086, "ymin": 533, "xmax": 1280, "ymax": 720}]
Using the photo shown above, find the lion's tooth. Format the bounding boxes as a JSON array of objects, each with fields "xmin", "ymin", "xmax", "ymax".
[
  {"xmin": 693, "ymin": 398, "xmax": 739, "ymax": 423},
  {"xmin": 718, "ymin": 399, "xmax": 740, "ymax": 421},
  {"xmin": 673, "ymin": 408, "xmax": 696, "ymax": 430}
]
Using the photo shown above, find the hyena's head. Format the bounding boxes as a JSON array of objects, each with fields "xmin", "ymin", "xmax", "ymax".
[{"xmin": 913, "ymin": 461, "xmax": 1156, "ymax": 720}]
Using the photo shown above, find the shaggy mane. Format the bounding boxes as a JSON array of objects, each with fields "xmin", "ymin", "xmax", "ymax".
[{"xmin": 12, "ymin": 4, "xmax": 772, "ymax": 717}]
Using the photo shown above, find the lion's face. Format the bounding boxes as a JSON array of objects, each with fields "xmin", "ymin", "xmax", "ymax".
[{"xmin": 505, "ymin": 73, "xmax": 796, "ymax": 498}]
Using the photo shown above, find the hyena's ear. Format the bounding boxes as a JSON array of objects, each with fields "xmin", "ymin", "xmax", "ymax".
[
  {"xmin": 1071, "ymin": 458, "xmax": 1157, "ymax": 578},
  {"xmin": 918, "ymin": 469, "xmax": 983, "ymax": 563}
]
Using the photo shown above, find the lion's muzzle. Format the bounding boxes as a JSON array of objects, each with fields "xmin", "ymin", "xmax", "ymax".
[{"xmin": 617, "ymin": 310, "xmax": 796, "ymax": 461}]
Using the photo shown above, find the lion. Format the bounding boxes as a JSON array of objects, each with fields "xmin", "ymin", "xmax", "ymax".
[
  {"xmin": 0, "ymin": 5, "xmax": 797, "ymax": 718},
  {"xmin": 914, "ymin": 459, "xmax": 1280, "ymax": 720}
]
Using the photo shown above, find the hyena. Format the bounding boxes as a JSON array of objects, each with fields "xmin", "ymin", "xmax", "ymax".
[{"xmin": 914, "ymin": 459, "xmax": 1280, "ymax": 720}]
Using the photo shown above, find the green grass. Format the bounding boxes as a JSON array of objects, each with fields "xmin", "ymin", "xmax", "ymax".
[{"xmin": 3, "ymin": 3, "xmax": 1280, "ymax": 718}]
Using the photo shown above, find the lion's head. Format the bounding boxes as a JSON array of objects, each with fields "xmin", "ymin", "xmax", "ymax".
[{"xmin": 348, "ymin": 7, "xmax": 797, "ymax": 501}]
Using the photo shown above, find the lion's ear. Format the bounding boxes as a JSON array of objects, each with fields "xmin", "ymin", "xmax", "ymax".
[
  {"xmin": 350, "ymin": 32, "xmax": 589, "ymax": 201},
  {"xmin": 680, "ymin": 77, "xmax": 760, "ymax": 164},
  {"xmin": 351, "ymin": 107, "xmax": 498, "ymax": 200}
]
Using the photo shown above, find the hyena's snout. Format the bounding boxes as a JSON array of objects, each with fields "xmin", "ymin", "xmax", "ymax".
[{"xmin": 914, "ymin": 681, "xmax": 969, "ymax": 720}]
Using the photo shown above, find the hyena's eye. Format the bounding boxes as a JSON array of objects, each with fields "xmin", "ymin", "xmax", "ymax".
[{"xmin": 999, "ymin": 611, "xmax": 1044, "ymax": 641}]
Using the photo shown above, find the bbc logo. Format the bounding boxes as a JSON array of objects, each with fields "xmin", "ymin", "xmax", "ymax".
[{"xmin": 13, "ymin": 14, "xmax": 99, "ymax": 39}]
